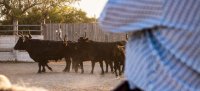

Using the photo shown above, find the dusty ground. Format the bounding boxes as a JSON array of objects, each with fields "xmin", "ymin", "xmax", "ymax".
[{"xmin": 0, "ymin": 61, "xmax": 124, "ymax": 91}]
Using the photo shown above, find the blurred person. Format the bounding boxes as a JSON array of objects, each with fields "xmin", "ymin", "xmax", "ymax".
[
  {"xmin": 99, "ymin": 0, "xmax": 200, "ymax": 91},
  {"xmin": 0, "ymin": 75, "xmax": 47, "ymax": 91}
]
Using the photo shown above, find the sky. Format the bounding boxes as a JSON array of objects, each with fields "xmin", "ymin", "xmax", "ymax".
[{"xmin": 73, "ymin": 0, "xmax": 108, "ymax": 18}]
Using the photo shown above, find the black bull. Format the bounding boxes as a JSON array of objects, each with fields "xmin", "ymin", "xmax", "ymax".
[
  {"xmin": 72, "ymin": 37, "xmax": 126, "ymax": 75},
  {"xmin": 14, "ymin": 36, "xmax": 74, "ymax": 73}
]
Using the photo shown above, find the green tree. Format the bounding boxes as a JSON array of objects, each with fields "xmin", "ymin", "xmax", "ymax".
[
  {"xmin": 62, "ymin": 7, "xmax": 96, "ymax": 23},
  {"xmin": 0, "ymin": 0, "xmax": 79, "ymax": 24},
  {"xmin": 15, "ymin": 6, "xmax": 96, "ymax": 24}
]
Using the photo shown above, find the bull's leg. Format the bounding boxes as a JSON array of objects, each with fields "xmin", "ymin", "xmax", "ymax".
[
  {"xmin": 71, "ymin": 60, "xmax": 76, "ymax": 71},
  {"xmin": 99, "ymin": 61, "xmax": 104, "ymax": 75},
  {"xmin": 63, "ymin": 57, "xmax": 71, "ymax": 72},
  {"xmin": 105, "ymin": 61, "xmax": 108, "ymax": 73},
  {"xmin": 109, "ymin": 61, "xmax": 114, "ymax": 73},
  {"xmin": 74, "ymin": 61, "xmax": 79, "ymax": 73},
  {"xmin": 80, "ymin": 62, "xmax": 84, "ymax": 74},
  {"xmin": 37, "ymin": 62, "xmax": 42, "ymax": 73},
  {"xmin": 46, "ymin": 64, "xmax": 53, "ymax": 71},
  {"xmin": 67, "ymin": 60, "xmax": 71, "ymax": 72},
  {"xmin": 74, "ymin": 64, "xmax": 78, "ymax": 73},
  {"xmin": 117, "ymin": 61, "xmax": 122, "ymax": 76},
  {"xmin": 63, "ymin": 59, "xmax": 68, "ymax": 72},
  {"xmin": 118, "ymin": 63, "xmax": 122, "ymax": 76},
  {"xmin": 90, "ymin": 61, "xmax": 95, "ymax": 74},
  {"xmin": 121, "ymin": 64, "xmax": 124, "ymax": 73},
  {"xmin": 41, "ymin": 62, "xmax": 46, "ymax": 72},
  {"xmin": 42, "ymin": 65, "xmax": 46, "ymax": 72},
  {"xmin": 114, "ymin": 61, "xmax": 119, "ymax": 77},
  {"xmin": 118, "ymin": 61, "xmax": 124, "ymax": 76}
]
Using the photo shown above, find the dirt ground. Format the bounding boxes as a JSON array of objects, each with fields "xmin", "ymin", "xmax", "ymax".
[{"xmin": 0, "ymin": 61, "xmax": 124, "ymax": 91}]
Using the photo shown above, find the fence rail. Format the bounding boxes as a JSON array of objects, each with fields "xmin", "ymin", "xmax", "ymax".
[
  {"xmin": 0, "ymin": 23, "xmax": 128, "ymax": 42},
  {"xmin": 0, "ymin": 24, "xmax": 42, "ymax": 35}
]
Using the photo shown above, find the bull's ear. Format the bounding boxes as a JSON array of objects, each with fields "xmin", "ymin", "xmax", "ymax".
[
  {"xmin": 15, "ymin": 32, "xmax": 19, "ymax": 36},
  {"xmin": 18, "ymin": 32, "xmax": 23, "ymax": 37},
  {"xmin": 75, "ymin": 32, "xmax": 80, "ymax": 38}
]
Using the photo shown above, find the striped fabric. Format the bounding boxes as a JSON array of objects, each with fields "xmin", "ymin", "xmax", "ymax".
[
  {"xmin": 99, "ymin": 0, "xmax": 200, "ymax": 32},
  {"xmin": 99, "ymin": 0, "xmax": 200, "ymax": 91}
]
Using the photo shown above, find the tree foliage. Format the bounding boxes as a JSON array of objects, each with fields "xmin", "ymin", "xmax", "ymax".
[
  {"xmin": 0, "ymin": 0, "xmax": 83, "ymax": 24},
  {"xmin": 14, "ymin": 6, "xmax": 96, "ymax": 25},
  {"xmin": 0, "ymin": 0, "xmax": 42, "ymax": 21}
]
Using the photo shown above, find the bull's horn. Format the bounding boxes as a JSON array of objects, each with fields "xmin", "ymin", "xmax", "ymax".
[
  {"xmin": 15, "ymin": 32, "xmax": 19, "ymax": 35},
  {"xmin": 75, "ymin": 32, "xmax": 80, "ymax": 38},
  {"xmin": 18, "ymin": 31, "xmax": 22, "ymax": 35},
  {"xmin": 18, "ymin": 31, "xmax": 23, "ymax": 37}
]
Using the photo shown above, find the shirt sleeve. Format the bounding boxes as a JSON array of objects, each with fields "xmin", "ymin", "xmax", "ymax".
[
  {"xmin": 98, "ymin": 0, "xmax": 162, "ymax": 33},
  {"xmin": 99, "ymin": 0, "xmax": 200, "ymax": 33}
]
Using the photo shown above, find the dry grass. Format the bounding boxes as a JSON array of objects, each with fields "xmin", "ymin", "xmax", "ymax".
[{"xmin": 0, "ymin": 61, "xmax": 124, "ymax": 91}]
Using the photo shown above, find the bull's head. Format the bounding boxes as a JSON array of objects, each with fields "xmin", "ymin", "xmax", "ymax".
[
  {"xmin": 14, "ymin": 32, "xmax": 32, "ymax": 50},
  {"xmin": 78, "ymin": 32, "xmax": 89, "ymax": 43}
]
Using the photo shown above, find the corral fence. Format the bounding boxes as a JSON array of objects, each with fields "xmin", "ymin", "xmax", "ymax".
[
  {"xmin": 0, "ymin": 23, "xmax": 128, "ymax": 61},
  {"xmin": 0, "ymin": 23, "xmax": 128, "ymax": 42},
  {"xmin": 43, "ymin": 23, "xmax": 127, "ymax": 42},
  {"xmin": 0, "ymin": 23, "xmax": 43, "ymax": 61}
]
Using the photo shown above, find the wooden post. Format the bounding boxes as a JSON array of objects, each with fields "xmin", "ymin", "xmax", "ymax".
[
  {"xmin": 13, "ymin": 20, "xmax": 18, "ymax": 35},
  {"xmin": 41, "ymin": 19, "xmax": 46, "ymax": 35},
  {"xmin": 13, "ymin": 19, "xmax": 18, "ymax": 61}
]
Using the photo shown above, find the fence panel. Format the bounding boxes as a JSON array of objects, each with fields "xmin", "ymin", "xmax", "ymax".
[{"xmin": 44, "ymin": 23, "xmax": 127, "ymax": 42}]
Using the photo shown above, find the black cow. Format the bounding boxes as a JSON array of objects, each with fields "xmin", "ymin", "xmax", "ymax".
[
  {"xmin": 104, "ymin": 41, "xmax": 126, "ymax": 73},
  {"xmin": 113, "ymin": 45, "xmax": 125, "ymax": 77},
  {"xmin": 70, "ymin": 37, "xmax": 100, "ymax": 74},
  {"xmin": 14, "ymin": 34, "xmax": 71, "ymax": 73},
  {"xmin": 72, "ymin": 37, "xmax": 126, "ymax": 75}
]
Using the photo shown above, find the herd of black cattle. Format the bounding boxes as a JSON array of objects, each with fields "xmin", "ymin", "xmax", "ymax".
[{"xmin": 14, "ymin": 32, "xmax": 127, "ymax": 77}]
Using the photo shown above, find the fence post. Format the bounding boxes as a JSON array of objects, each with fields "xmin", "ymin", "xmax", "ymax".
[
  {"xmin": 41, "ymin": 19, "xmax": 46, "ymax": 35},
  {"xmin": 13, "ymin": 20, "xmax": 18, "ymax": 35},
  {"xmin": 13, "ymin": 20, "xmax": 18, "ymax": 61}
]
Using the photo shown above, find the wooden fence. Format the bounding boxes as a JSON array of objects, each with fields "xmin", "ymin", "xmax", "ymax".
[
  {"xmin": 43, "ymin": 23, "xmax": 127, "ymax": 42},
  {"xmin": 0, "ymin": 23, "xmax": 128, "ymax": 61},
  {"xmin": 0, "ymin": 24, "xmax": 43, "ymax": 61}
]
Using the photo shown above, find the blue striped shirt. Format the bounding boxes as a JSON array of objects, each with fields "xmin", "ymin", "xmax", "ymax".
[{"xmin": 99, "ymin": 0, "xmax": 200, "ymax": 91}]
